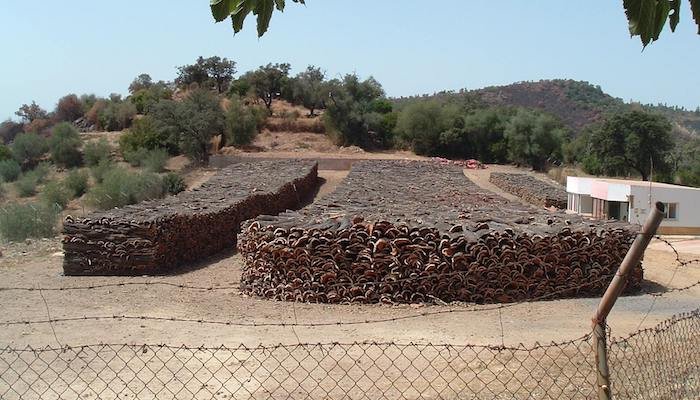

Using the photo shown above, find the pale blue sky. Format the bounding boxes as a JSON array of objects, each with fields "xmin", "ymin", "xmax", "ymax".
[{"xmin": 1, "ymin": 1, "xmax": 699, "ymax": 120}]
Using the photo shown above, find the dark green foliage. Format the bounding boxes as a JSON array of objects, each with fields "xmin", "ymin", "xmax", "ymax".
[
  {"xmin": 228, "ymin": 78, "xmax": 253, "ymax": 98},
  {"xmin": 129, "ymin": 82, "xmax": 173, "ymax": 114},
  {"xmin": 0, "ymin": 119, "xmax": 24, "ymax": 144},
  {"xmin": 175, "ymin": 56, "xmax": 236, "ymax": 93},
  {"xmin": 64, "ymin": 169, "xmax": 89, "ymax": 197},
  {"xmin": 86, "ymin": 167, "xmax": 164, "ymax": 210},
  {"xmin": 11, "ymin": 132, "xmax": 48, "ymax": 168},
  {"xmin": 0, "ymin": 160, "xmax": 21, "ymax": 182},
  {"xmin": 0, "ymin": 145, "xmax": 11, "ymax": 161},
  {"xmin": 90, "ymin": 159, "xmax": 114, "ymax": 184},
  {"xmin": 175, "ymin": 90, "xmax": 224, "ymax": 164},
  {"xmin": 55, "ymin": 94, "xmax": 84, "ymax": 122},
  {"xmin": 394, "ymin": 100, "xmax": 460, "ymax": 156},
  {"xmin": 98, "ymin": 100, "xmax": 137, "ymax": 131},
  {"xmin": 585, "ymin": 110, "xmax": 673, "ymax": 180},
  {"xmin": 224, "ymin": 96, "xmax": 259, "ymax": 146},
  {"xmin": 119, "ymin": 116, "xmax": 177, "ymax": 155},
  {"xmin": 83, "ymin": 138, "xmax": 112, "ymax": 166},
  {"xmin": 128, "ymin": 74, "xmax": 154, "ymax": 94},
  {"xmin": 623, "ymin": 0, "xmax": 699, "ymax": 47},
  {"xmin": 210, "ymin": 0, "xmax": 305, "ymax": 36},
  {"xmin": 40, "ymin": 181, "xmax": 71, "ymax": 209},
  {"xmin": 49, "ymin": 123, "xmax": 83, "ymax": 168},
  {"xmin": 289, "ymin": 66, "xmax": 326, "ymax": 116},
  {"xmin": 0, "ymin": 202, "xmax": 61, "ymax": 242},
  {"xmin": 504, "ymin": 109, "xmax": 566, "ymax": 171},
  {"xmin": 246, "ymin": 63, "xmax": 291, "ymax": 112},
  {"xmin": 324, "ymin": 74, "xmax": 395, "ymax": 149},
  {"xmin": 163, "ymin": 172, "xmax": 185, "ymax": 195},
  {"xmin": 438, "ymin": 108, "xmax": 512, "ymax": 162}
]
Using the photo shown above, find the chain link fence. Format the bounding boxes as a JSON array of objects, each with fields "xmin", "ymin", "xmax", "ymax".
[{"xmin": 0, "ymin": 309, "xmax": 697, "ymax": 399}]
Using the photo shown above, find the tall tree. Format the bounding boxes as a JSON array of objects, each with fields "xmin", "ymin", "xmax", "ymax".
[
  {"xmin": 291, "ymin": 66, "xmax": 326, "ymax": 116},
  {"xmin": 15, "ymin": 101, "xmax": 48, "ymax": 123},
  {"xmin": 588, "ymin": 110, "xmax": 673, "ymax": 180},
  {"xmin": 247, "ymin": 63, "xmax": 291, "ymax": 113},
  {"xmin": 504, "ymin": 109, "xmax": 565, "ymax": 171},
  {"xmin": 128, "ymin": 74, "xmax": 154, "ymax": 94},
  {"xmin": 175, "ymin": 56, "xmax": 236, "ymax": 93},
  {"xmin": 55, "ymin": 94, "xmax": 84, "ymax": 122}
]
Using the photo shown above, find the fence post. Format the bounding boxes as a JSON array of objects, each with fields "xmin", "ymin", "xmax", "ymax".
[{"xmin": 591, "ymin": 201, "xmax": 665, "ymax": 400}]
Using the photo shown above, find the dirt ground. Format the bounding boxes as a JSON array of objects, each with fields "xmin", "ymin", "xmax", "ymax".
[{"xmin": 0, "ymin": 166, "xmax": 698, "ymax": 350}]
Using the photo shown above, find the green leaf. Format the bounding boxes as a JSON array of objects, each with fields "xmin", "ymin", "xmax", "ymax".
[
  {"xmin": 274, "ymin": 0, "xmax": 285, "ymax": 12},
  {"xmin": 255, "ymin": 0, "xmax": 275, "ymax": 37},
  {"xmin": 691, "ymin": 0, "xmax": 700, "ymax": 34},
  {"xmin": 231, "ymin": 0, "xmax": 255, "ymax": 34},
  {"xmin": 652, "ymin": 0, "xmax": 670, "ymax": 40},
  {"xmin": 210, "ymin": 0, "xmax": 242, "ymax": 22},
  {"xmin": 669, "ymin": 0, "xmax": 681, "ymax": 31}
]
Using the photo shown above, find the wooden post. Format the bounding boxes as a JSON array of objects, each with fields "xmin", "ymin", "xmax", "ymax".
[{"xmin": 591, "ymin": 201, "xmax": 665, "ymax": 400}]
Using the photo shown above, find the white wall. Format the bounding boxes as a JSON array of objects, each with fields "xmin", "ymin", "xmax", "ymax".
[
  {"xmin": 566, "ymin": 177, "xmax": 594, "ymax": 195},
  {"xmin": 629, "ymin": 185, "xmax": 700, "ymax": 227}
]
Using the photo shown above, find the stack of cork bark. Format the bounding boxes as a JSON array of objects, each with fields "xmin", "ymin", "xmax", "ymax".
[
  {"xmin": 62, "ymin": 160, "xmax": 318, "ymax": 275},
  {"xmin": 240, "ymin": 161, "xmax": 639, "ymax": 304},
  {"xmin": 489, "ymin": 173, "xmax": 568, "ymax": 209}
]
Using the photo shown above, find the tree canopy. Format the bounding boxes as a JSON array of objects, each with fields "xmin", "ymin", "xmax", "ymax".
[
  {"xmin": 176, "ymin": 56, "xmax": 236, "ymax": 93},
  {"xmin": 585, "ymin": 110, "xmax": 673, "ymax": 180}
]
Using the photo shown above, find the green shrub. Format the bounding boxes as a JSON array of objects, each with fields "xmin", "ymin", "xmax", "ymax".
[
  {"xmin": 142, "ymin": 148, "xmax": 168, "ymax": 173},
  {"xmin": 14, "ymin": 173, "xmax": 39, "ymax": 197},
  {"xmin": 0, "ymin": 202, "xmax": 61, "ymax": 242},
  {"xmin": 224, "ymin": 96, "xmax": 259, "ymax": 146},
  {"xmin": 32, "ymin": 162, "xmax": 51, "ymax": 183},
  {"xmin": 0, "ymin": 159, "xmax": 21, "ymax": 182},
  {"xmin": 49, "ymin": 123, "xmax": 83, "ymax": 168},
  {"xmin": 83, "ymin": 138, "xmax": 111, "ymax": 166},
  {"xmin": 86, "ymin": 167, "xmax": 164, "ymax": 209},
  {"xmin": 11, "ymin": 132, "xmax": 48, "ymax": 167},
  {"xmin": 123, "ymin": 147, "xmax": 149, "ymax": 167},
  {"xmin": 90, "ymin": 159, "xmax": 114, "ymax": 184},
  {"xmin": 98, "ymin": 101, "xmax": 137, "ymax": 131},
  {"xmin": 0, "ymin": 144, "xmax": 12, "ymax": 161},
  {"xmin": 163, "ymin": 172, "xmax": 185, "ymax": 195},
  {"xmin": 40, "ymin": 181, "xmax": 71, "ymax": 209},
  {"xmin": 64, "ymin": 169, "xmax": 89, "ymax": 198}
]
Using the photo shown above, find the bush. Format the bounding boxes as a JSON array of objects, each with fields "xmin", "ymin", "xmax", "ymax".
[
  {"xmin": 0, "ymin": 160, "xmax": 21, "ymax": 182},
  {"xmin": 90, "ymin": 159, "xmax": 114, "ymax": 184},
  {"xmin": 0, "ymin": 144, "xmax": 13, "ymax": 161},
  {"xmin": 15, "ymin": 173, "xmax": 39, "ymax": 197},
  {"xmin": 0, "ymin": 202, "xmax": 61, "ymax": 242},
  {"xmin": 178, "ymin": 90, "xmax": 224, "ymax": 164},
  {"xmin": 98, "ymin": 101, "xmax": 137, "ymax": 131},
  {"xmin": 40, "ymin": 181, "xmax": 71, "ymax": 209},
  {"xmin": 11, "ymin": 132, "xmax": 48, "ymax": 167},
  {"xmin": 163, "ymin": 172, "xmax": 185, "ymax": 195},
  {"xmin": 118, "ymin": 115, "xmax": 179, "ymax": 155},
  {"xmin": 55, "ymin": 94, "xmax": 84, "ymax": 122},
  {"xmin": 123, "ymin": 147, "xmax": 150, "ymax": 167},
  {"xmin": 83, "ymin": 138, "xmax": 111, "ymax": 166},
  {"xmin": 64, "ymin": 169, "xmax": 89, "ymax": 197},
  {"xmin": 86, "ymin": 99, "xmax": 107, "ymax": 128},
  {"xmin": 224, "ymin": 96, "xmax": 259, "ymax": 146},
  {"xmin": 32, "ymin": 162, "xmax": 51, "ymax": 183},
  {"xmin": 0, "ymin": 119, "xmax": 24, "ymax": 144},
  {"xmin": 49, "ymin": 123, "xmax": 83, "ymax": 168},
  {"xmin": 86, "ymin": 167, "xmax": 164, "ymax": 209},
  {"xmin": 142, "ymin": 148, "xmax": 169, "ymax": 172}
]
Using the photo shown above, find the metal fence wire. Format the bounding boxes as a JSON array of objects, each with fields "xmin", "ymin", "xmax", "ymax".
[{"xmin": 0, "ymin": 309, "xmax": 697, "ymax": 400}]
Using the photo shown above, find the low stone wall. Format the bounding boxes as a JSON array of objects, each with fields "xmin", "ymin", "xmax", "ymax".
[
  {"xmin": 240, "ymin": 161, "xmax": 639, "ymax": 304},
  {"xmin": 489, "ymin": 172, "xmax": 568, "ymax": 209},
  {"xmin": 62, "ymin": 160, "xmax": 318, "ymax": 276}
]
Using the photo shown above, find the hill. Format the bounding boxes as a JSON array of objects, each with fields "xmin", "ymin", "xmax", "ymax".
[{"xmin": 394, "ymin": 79, "xmax": 700, "ymax": 138}]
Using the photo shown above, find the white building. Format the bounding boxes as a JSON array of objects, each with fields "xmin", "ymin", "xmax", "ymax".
[{"xmin": 566, "ymin": 177, "xmax": 700, "ymax": 235}]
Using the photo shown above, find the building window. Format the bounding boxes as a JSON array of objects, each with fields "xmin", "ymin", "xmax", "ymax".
[{"xmin": 663, "ymin": 203, "xmax": 678, "ymax": 219}]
